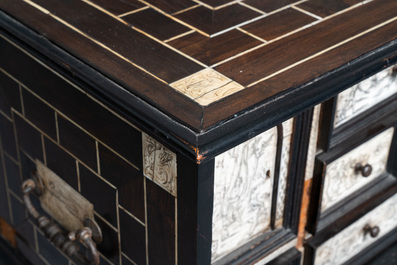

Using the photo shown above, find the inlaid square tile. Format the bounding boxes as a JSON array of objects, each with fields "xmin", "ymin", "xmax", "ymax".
[
  {"xmin": 122, "ymin": 255, "xmax": 136, "ymax": 265},
  {"xmin": 89, "ymin": 0, "xmax": 145, "ymax": 16},
  {"xmin": 79, "ymin": 164, "xmax": 118, "ymax": 228},
  {"xmin": 144, "ymin": 0, "xmax": 196, "ymax": 14},
  {"xmin": 297, "ymin": 0, "xmax": 363, "ymax": 17},
  {"xmin": 4, "ymin": 155, "xmax": 21, "ymax": 196},
  {"xmin": 58, "ymin": 115, "xmax": 97, "ymax": 171},
  {"xmin": 199, "ymin": 0, "xmax": 235, "ymax": 8},
  {"xmin": 242, "ymin": 8, "xmax": 317, "ymax": 41},
  {"xmin": 23, "ymin": 89, "xmax": 57, "ymax": 140},
  {"xmin": 243, "ymin": 0, "xmax": 296, "ymax": 12},
  {"xmin": 146, "ymin": 179, "xmax": 175, "ymax": 265},
  {"xmin": 10, "ymin": 193, "xmax": 25, "ymax": 226},
  {"xmin": 44, "ymin": 138, "xmax": 78, "ymax": 190},
  {"xmin": 99, "ymin": 144, "xmax": 145, "ymax": 222},
  {"xmin": 95, "ymin": 216, "xmax": 120, "ymax": 265},
  {"xmin": 0, "ymin": 70, "xmax": 21, "ymax": 117},
  {"xmin": 175, "ymin": 4, "xmax": 261, "ymax": 35},
  {"xmin": 119, "ymin": 208, "xmax": 146, "ymax": 265},
  {"xmin": 14, "ymin": 115, "xmax": 43, "ymax": 162},
  {"xmin": 0, "ymin": 156, "xmax": 11, "ymax": 223},
  {"xmin": 123, "ymin": 8, "xmax": 190, "ymax": 41},
  {"xmin": 14, "ymin": 220, "xmax": 35, "ymax": 249},
  {"xmin": 0, "ymin": 114, "xmax": 18, "ymax": 160},
  {"xmin": 168, "ymin": 30, "xmax": 262, "ymax": 65},
  {"xmin": 170, "ymin": 68, "xmax": 244, "ymax": 106},
  {"xmin": 142, "ymin": 133, "xmax": 177, "ymax": 196},
  {"xmin": 15, "ymin": 237, "xmax": 44, "ymax": 265},
  {"xmin": 37, "ymin": 230, "xmax": 69, "ymax": 265}
]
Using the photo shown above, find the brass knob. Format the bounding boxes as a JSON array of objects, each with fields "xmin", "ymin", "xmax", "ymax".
[
  {"xmin": 355, "ymin": 163, "xmax": 372, "ymax": 177},
  {"xmin": 364, "ymin": 224, "xmax": 380, "ymax": 238}
]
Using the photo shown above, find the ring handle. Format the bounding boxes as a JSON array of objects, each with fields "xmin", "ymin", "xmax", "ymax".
[{"xmin": 22, "ymin": 178, "xmax": 100, "ymax": 265}]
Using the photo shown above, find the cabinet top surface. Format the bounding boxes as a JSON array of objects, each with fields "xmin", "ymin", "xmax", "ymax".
[{"xmin": 1, "ymin": 0, "xmax": 397, "ymax": 134}]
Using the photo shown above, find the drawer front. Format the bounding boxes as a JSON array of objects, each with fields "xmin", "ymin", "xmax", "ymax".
[
  {"xmin": 321, "ymin": 128, "xmax": 394, "ymax": 212},
  {"xmin": 315, "ymin": 192, "xmax": 397, "ymax": 265},
  {"xmin": 212, "ymin": 119, "xmax": 294, "ymax": 263},
  {"xmin": 333, "ymin": 65, "xmax": 397, "ymax": 128}
]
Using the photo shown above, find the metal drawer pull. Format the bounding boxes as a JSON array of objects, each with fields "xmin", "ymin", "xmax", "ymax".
[
  {"xmin": 22, "ymin": 177, "xmax": 101, "ymax": 265},
  {"xmin": 355, "ymin": 163, "xmax": 373, "ymax": 177},
  {"xmin": 364, "ymin": 224, "xmax": 380, "ymax": 238}
]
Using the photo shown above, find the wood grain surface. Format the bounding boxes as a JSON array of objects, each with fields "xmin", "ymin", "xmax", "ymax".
[{"xmin": 1, "ymin": 0, "xmax": 396, "ymax": 134}]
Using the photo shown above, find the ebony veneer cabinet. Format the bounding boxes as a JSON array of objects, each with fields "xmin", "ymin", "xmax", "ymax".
[{"xmin": 0, "ymin": 0, "xmax": 397, "ymax": 265}]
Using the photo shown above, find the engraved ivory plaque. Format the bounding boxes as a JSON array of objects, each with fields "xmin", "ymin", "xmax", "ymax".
[
  {"xmin": 321, "ymin": 128, "xmax": 394, "ymax": 212},
  {"xmin": 212, "ymin": 126, "xmax": 278, "ymax": 262},
  {"xmin": 316, "ymin": 193, "xmax": 397, "ymax": 265},
  {"xmin": 334, "ymin": 65, "xmax": 397, "ymax": 128},
  {"xmin": 36, "ymin": 160, "xmax": 94, "ymax": 232}
]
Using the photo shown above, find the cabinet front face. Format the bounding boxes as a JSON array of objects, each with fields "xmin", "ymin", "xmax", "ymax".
[
  {"xmin": 305, "ymin": 63, "xmax": 397, "ymax": 264},
  {"xmin": 0, "ymin": 29, "xmax": 308, "ymax": 265},
  {"xmin": 0, "ymin": 33, "xmax": 184, "ymax": 265}
]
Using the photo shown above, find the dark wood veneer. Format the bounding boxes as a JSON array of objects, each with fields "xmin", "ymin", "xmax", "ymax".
[
  {"xmin": 123, "ymin": 8, "xmax": 190, "ymax": 41},
  {"xmin": 202, "ymin": 19, "xmax": 397, "ymax": 143},
  {"xmin": 146, "ymin": 179, "xmax": 176, "ymax": 265},
  {"xmin": 32, "ymin": 0, "xmax": 203, "ymax": 83},
  {"xmin": 242, "ymin": 0, "xmax": 296, "ymax": 12},
  {"xmin": 1, "ymin": 0, "xmax": 397, "ymax": 158},
  {"xmin": 0, "ymin": 70, "xmax": 21, "ymax": 117},
  {"xmin": 267, "ymin": 248, "xmax": 301, "ymax": 265},
  {"xmin": 0, "ymin": 114, "xmax": 18, "ymax": 160},
  {"xmin": 3, "ymin": 156, "xmax": 21, "ymax": 196},
  {"xmin": 174, "ymin": 4, "xmax": 261, "ymax": 35},
  {"xmin": 23, "ymin": 89, "xmax": 57, "ymax": 141},
  {"xmin": 242, "ymin": 8, "xmax": 317, "ymax": 41},
  {"xmin": 89, "ymin": 0, "xmax": 145, "ymax": 16},
  {"xmin": 216, "ymin": 0, "xmax": 397, "ymax": 86},
  {"xmin": 297, "ymin": 0, "xmax": 363, "ymax": 17},
  {"xmin": 58, "ymin": 115, "xmax": 97, "ymax": 171},
  {"xmin": 168, "ymin": 30, "xmax": 262, "ymax": 65}
]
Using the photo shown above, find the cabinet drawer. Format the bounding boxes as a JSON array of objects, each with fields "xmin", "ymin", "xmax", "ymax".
[
  {"xmin": 333, "ymin": 65, "xmax": 397, "ymax": 128},
  {"xmin": 315, "ymin": 192, "xmax": 397, "ymax": 265},
  {"xmin": 321, "ymin": 128, "xmax": 394, "ymax": 212}
]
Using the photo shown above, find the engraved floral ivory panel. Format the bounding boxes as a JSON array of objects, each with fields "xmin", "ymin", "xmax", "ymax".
[
  {"xmin": 321, "ymin": 128, "xmax": 394, "ymax": 212},
  {"xmin": 169, "ymin": 68, "xmax": 244, "ymax": 106},
  {"xmin": 315, "ymin": 193, "xmax": 397, "ymax": 265},
  {"xmin": 334, "ymin": 65, "xmax": 397, "ymax": 128},
  {"xmin": 142, "ymin": 133, "xmax": 177, "ymax": 196},
  {"xmin": 212, "ymin": 121, "xmax": 293, "ymax": 262}
]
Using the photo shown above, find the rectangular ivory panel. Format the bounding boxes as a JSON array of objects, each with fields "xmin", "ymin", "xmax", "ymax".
[
  {"xmin": 212, "ymin": 127, "xmax": 278, "ymax": 262},
  {"xmin": 316, "ymin": 192, "xmax": 397, "ymax": 264},
  {"xmin": 321, "ymin": 128, "xmax": 394, "ymax": 212},
  {"xmin": 334, "ymin": 65, "xmax": 397, "ymax": 128}
]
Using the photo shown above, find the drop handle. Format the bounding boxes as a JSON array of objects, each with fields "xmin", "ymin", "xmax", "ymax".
[
  {"xmin": 22, "ymin": 177, "xmax": 101, "ymax": 265},
  {"xmin": 355, "ymin": 163, "xmax": 373, "ymax": 177},
  {"xmin": 364, "ymin": 224, "xmax": 380, "ymax": 238}
]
